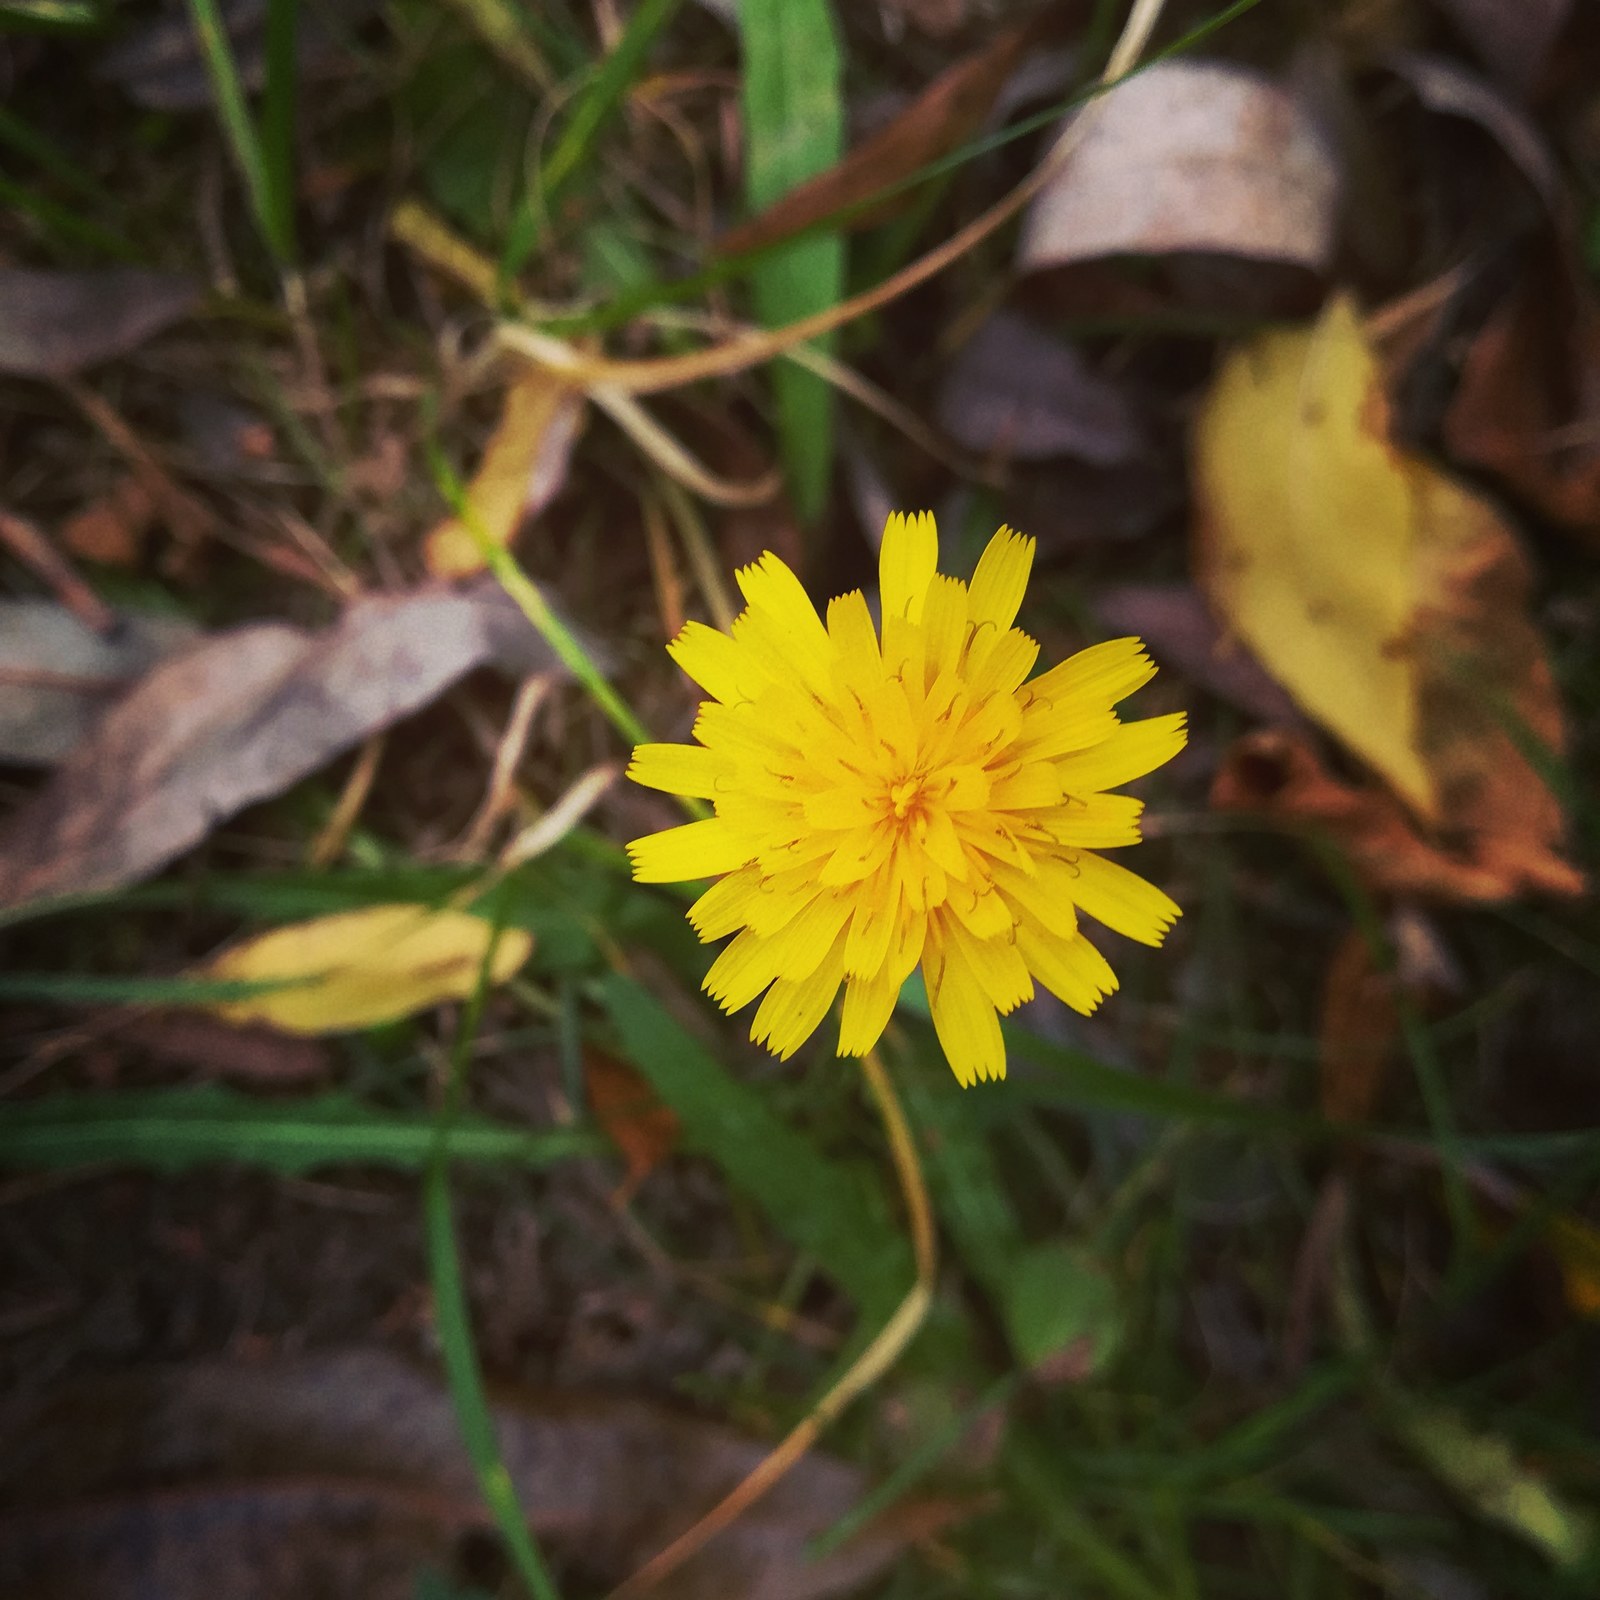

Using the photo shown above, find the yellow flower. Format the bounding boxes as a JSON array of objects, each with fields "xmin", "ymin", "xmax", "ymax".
[{"xmin": 626, "ymin": 513, "xmax": 1185, "ymax": 1086}]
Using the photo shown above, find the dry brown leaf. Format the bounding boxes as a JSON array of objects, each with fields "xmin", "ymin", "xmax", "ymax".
[
  {"xmin": 60, "ymin": 473, "xmax": 158, "ymax": 567},
  {"xmin": 0, "ymin": 269, "xmax": 199, "ymax": 377},
  {"xmin": 0, "ymin": 599, "xmax": 198, "ymax": 767},
  {"xmin": 0, "ymin": 579, "xmax": 584, "ymax": 909},
  {"xmin": 1212, "ymin": 728, "xmax": 1546, "ymax": 903},
  {"xmin": 1016, "ymin": 60, "xmax": 1338, "ymax": 315},
  {"xmin": 1318, "ymin": 930, "xmax": 1400, "ymax": 1125},
  {"xmin": 2, "ymin": 1347, "xmax": 944, "ymax": 1600},
  {"xmin": 1194, "ymin": 294, "xmax": 1582, "ymax": 900},
  {"xmin": 585, "ymin": 1047, "xmax": 682, "ymax": 1201},
  {"xmin": 424, "ymin": 368, "xmax": 585, "ymax": 577},
  {"xmin": 934, "ymin": 310, "xmax": 1148, "ymax": 464},
  {"xmin": 719, "ymin": 16, "xmax": 1047, "ymax": 256},
  {"xmin": 1444, "ymin": 244, "xmax": 1600, "ymax": 542}
]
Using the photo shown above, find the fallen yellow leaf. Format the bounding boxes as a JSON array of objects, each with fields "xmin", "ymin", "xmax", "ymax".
[
  {"xmin": 1195, "ymin": 294, "xmax": 1581, "ymax": 898},
  {"xmin": 425, "ymin": 368, "xmax": 584, "ymax": 578},
  {"xmin": 201, "ymin": 904, "xmax": 533, "ymax": 1035}
]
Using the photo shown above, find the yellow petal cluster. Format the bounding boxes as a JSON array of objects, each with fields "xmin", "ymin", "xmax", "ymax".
[{"xmin": 626, "ymin": 513, "xmax": 1185, "ymax": 1086}]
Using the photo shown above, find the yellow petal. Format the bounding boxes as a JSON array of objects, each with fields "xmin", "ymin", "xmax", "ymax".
[
  {"xmin": 968, "ymin": 525, "xmax": 1035, "ymax": 632},
  {"xmin": 966, "ymin": 627, "xmax": 1038, "ymax": 697},
  {"xmin": 880, "ymin": 510, "xmax": 938, "ymax": 623},
  {"xmin": 668, "ymin": 620, "xmax": 765, "ymax": 703},
  {"xmin": 751, "ymin": 928, "xmax": 848, "ymax": 1059},
  {"xmin": 945, "ymin": 918, "xmax": 1033, "ymax": 1013},
  {"xmin": 926, "ymin": 936, "xmax": 1005, "ymax": 1087},
  {"xmin": 837, "ymin": 966, "xmax": 902, "ymax": 1057},
  {"xmin": 687, "ymin": 866, "xmax": 762, "ymax": 941},
  {"xmin": 844, "ymin": 886, "xmax": 897, "ymax": 976},
  {"xmin": 947, "ymin": 879, "xmax": 1014, "ymax": 942},
  {"xmin": 736, "ymin": 551, "xmax": 831, "ymax": 659},
  {"xmin": 627, "ymin": 742, "xmax": 724, "ymax": 799},
  {"xmin": 1055, "ymin": 713, "xmax": 1188, "ymax": 793},
  {"xmin": 993, "ymin": 857, "xmax": 1079, "ymax": 941},
  {"xmin": 628, "ymin": 818, "xmax": 753, "ymax": 882},
  {"xmin": 1038, "ymin": 794, "xmax": 1145, "ymax": 848},
  {"xmin": 704, "ymin": 926, "xmax": 784, "ymax": 1011},
  {"xmin": 732, "ymin": 603, "xmax": 832, "ymax": 692},
  {"xmin": 887, "ymin": 893, "xmax": 929, "ymax": 983},
  {"xmin": 921, "ymin": 807, "xmax": 970, "ymax": 881},
  {"xmin": 1027, "ymin": 637, "xmax": 1156, "ymax": 713},
  {"xmin": 989, "ymin": 762, "xmax": 1064, "ymax": 811},
  {"xmin": 205, "ymin": 904, "xmax": 532, "ymax": 1035},
  {"xmin": 826, "ymin": 589, "xmax": 882, "ymax": 683},
  {"xmin": 819, "ymin": 825, "xmax": 895, "ymax": 886},
  {"xmin": 1070, "ymin": 850, "xmax": 1181, "ymax": 946},
  {"xmin": 758, "ymin": 891, "xmax": 853, "ymax": 981},
  {"xmin": 1017, "ymin": 923, "xmax": 1118, "ymax": 1014},
  {"xmin": 922, "ymin": 574, "xmax": 969, "ymax": 682}
]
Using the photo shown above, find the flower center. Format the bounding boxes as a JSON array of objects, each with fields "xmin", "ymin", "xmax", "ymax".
[{"xmin": 888, "ymin": 776, "xmax": 924, "ymax": 820}]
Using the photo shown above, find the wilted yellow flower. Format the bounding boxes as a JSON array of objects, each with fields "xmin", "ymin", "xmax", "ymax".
[{"xmin": 626, "ymin": 513, "xmax": 1185, "ymax": 1086}]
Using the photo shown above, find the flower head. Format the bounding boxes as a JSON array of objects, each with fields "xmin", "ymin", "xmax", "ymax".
[{"xmin": 626, "ymin": 513, "xmax": 1185, "ymax": 1086}]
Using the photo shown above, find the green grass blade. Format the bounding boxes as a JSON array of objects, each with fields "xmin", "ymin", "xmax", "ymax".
[
  {"xmin": 424, "ymin": 900, "xmax": 564, "ymax": 1600},
  {"xmin": 544, "ymin": 0, "xmax": 680, "ymax": 196},
  {"xmin": 184, "ymin": 0, "xmax": 293, "ymax": 263},
  {"xmin": 598, "ymin": 972, "xmax": 910, "ymax": 1317},
  {"xmin": 423, "ymin": 437, "xmax": 655, "ymax": 753},
  {"xmin": 736, "ymin": 0, "xmax": 843, "ymax": 524},
  {"xmin": 261, "ymin": 0, "xmax": 299, "ymax": 263},
  {"xmin": 1008, "ymin": 1429, "xmax": 1172, "ymax": 1600},
  {"xmin": 503, "ymin": 0, "xmax": 682, "ymax": 276},
  {"xmin": 0, "ymin": 171, "xmax": 137, "ymax": 259},
  {"xmin": 0, "ymin": 1086, "xmax": 603, "ymax": 1173},
  {"xmin": 0, "ymin": 972, "xmax": 299, "ymax": 1005}
]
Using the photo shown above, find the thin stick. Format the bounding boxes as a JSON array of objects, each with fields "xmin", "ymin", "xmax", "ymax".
[
  {"xmin": 308, "ymin": 732, "xmax": 385, "ymax": 866},
  {"xmin": 604, "ymin": 1046, "xmax": 936, "ymax": 1600}
]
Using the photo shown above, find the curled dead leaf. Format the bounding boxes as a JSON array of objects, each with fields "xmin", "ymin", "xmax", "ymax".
[
  {"xmin": 1211, "ymin": 728, "xmax": 1577, "ymax": 903},
  {"xmin": 1017, "ymin": 60, "xmax": 1338, "ymax": 315}
]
